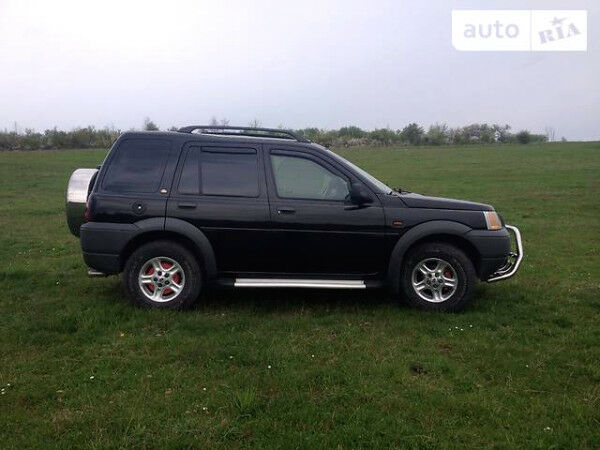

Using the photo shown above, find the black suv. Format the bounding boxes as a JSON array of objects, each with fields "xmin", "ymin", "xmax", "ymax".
[{"xmin": 66, "ymin": 126, "xmax": 522, "ymax": 311}]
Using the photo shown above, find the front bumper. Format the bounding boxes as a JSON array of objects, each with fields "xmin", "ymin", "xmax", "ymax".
[{"xmin": 486, "ymin": 225, "xmax": 523, "ymax": 282}]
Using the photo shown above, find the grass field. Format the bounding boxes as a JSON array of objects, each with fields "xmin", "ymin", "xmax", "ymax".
[{"xmin": 1, "ymin": 142, "xmax": 599, "ymax": 448}]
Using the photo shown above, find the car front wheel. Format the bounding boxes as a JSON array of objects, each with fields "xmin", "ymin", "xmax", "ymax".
[{"xmin": 401, "ymin": 242, "xmax": 477, "ymax": 312}]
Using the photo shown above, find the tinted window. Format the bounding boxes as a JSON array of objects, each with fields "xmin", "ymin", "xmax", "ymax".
[
  {"xmin": 177, "ymin": 148, "xmax": 200, "ymax": 195},
  {"xmin": 202, "ymin": 148, "xmax": 258, "ymax": 197},
  {"xmin": 177, "ymin": 147, "xmax": 259, "ymax": 197},
  {"xmin": 103, "ymin": 139, "xmax": 170, "ymax": 193},
  {"xmin": 270, "ymin": 154, "xmax": 349, "ymax": 200}
]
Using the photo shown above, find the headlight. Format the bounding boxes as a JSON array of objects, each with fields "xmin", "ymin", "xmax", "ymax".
[{"xmin": 483, "ymin": 211, "xmax": 502, "ymax": 230}]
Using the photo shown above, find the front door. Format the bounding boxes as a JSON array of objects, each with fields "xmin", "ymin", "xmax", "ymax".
[{"xmin": 264, "ymin": 147, "xmax": 385, "ymax": 276}]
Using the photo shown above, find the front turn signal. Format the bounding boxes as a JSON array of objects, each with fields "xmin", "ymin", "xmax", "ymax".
[{"xmin": 483, "ymin": 211, "xmax": 502, "ymax": 230}]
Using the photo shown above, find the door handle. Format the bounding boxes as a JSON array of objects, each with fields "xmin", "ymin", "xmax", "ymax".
[
  {"xmin": 177, "ymin": 202, "xmax": 197, "ymax": 209},
  {"xmin": 277, "ymin": 207, "xmax": 296, "ymax": 215}
]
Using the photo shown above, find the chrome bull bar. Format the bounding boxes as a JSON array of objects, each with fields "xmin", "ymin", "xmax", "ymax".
[{"xmin": 487, "ymin": 225, "xmax": 523, "ymax": 282}]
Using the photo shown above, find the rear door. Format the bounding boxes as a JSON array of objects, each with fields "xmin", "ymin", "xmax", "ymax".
[
  {"xmin": 264, "ymin": 146, "xmax": 386, "ymax": 275},
  {"xmin": 166, "ymin": 143, "xmax": 275, "ymax": 274}
]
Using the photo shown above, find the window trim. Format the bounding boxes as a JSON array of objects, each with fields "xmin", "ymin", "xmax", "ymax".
[
  {"xmin": 175, "ymin": 145, "xmax": 200, "ymax": 195},
  {"xmin": 268, "ymin": 149, "xmax": 351, "ymax": 202},
  {"xmin": 175, "ymin": 144, "xmax": 261, "ymax": 198}
]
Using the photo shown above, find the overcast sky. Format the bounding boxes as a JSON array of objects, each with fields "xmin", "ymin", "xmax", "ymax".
[{"xmin": 1, "ymin": 0, "xmax": 598, "ymax": 139}]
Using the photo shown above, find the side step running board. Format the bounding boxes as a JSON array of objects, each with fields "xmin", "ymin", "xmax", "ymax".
[{"xmin": 234, "ymin": 278, "xmax": 366, "ymax": 289}]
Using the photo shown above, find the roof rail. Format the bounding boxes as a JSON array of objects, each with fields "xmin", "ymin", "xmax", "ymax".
[{"xmin": 177, "ymin": 125, "xmax": 310, "ymax": 143}]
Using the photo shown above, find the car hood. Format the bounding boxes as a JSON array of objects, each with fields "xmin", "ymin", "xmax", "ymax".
[{"xmin": 399, "ymin": 192, "xmax": 493, "ymax": 211}]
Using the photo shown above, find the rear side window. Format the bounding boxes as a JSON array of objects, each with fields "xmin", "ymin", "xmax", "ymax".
[
  {"xmin": 103, "ymin": 139, "xmax": 170, "ymax": 193},
  {"xmin": 177, "ymin": 147, "xmax": 259, "ymax": 197}
]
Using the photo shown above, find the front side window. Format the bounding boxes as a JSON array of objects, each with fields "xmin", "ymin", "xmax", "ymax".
[
  {"xmin": 270, "ymin": 154, "xmax": 349, "ymax": 200},
  {"xmin": 177, "ymin": 147, "xmax": 259, "ymax": 197},
  {"xmin": 103, "ymin": 139, "xmax": 170, "ymax": 193}
]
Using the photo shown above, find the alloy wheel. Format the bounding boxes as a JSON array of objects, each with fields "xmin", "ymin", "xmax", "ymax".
[
  {"xmin": 411, "ymin": 257, "xmax": 458, "ymax": 303},
  {"xmin": 138, "ymin": 256, "xmax": 185, "ymax": 302}
]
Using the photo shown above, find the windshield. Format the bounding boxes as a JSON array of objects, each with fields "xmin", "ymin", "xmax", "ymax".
[{"xmin": 323, "ymin": 148, "xmax": 393, "ymax": 194}]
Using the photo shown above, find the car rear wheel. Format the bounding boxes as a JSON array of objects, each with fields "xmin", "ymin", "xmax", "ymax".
[
  {"xmin": 400, "ymin": 242, "xmax": 476, "ymax": 312},
  {"xmin": 123, "ymin": 240, "xmax": 202, "ymax": 309}
]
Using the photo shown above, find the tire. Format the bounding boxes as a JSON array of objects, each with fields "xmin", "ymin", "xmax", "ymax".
[
  {"xmin": 400, "ymin": 242, "xmax": 477, "ymax": 312},
  {"xmin": 123, "ymin": 240, "xmax": 202, "ymax": 309}
]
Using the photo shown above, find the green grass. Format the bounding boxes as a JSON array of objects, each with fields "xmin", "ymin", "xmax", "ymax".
[{"xmin": 1, "ymin": 143, "xmax": 599, "ymax": 448}]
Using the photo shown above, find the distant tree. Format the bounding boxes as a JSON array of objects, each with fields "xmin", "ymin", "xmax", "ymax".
[
  {"xmin": 249, "ymin": 118, "xmax": 261, "ymax": 128},
  {"xmin": 369, "ymin": 127, "xmax": 398, "ymax": 145},
  {"xmin": 515, "ymin": 130, "xmax": 531, "ymax": 144},
  {"xmin": 0, "ymin": 121, "xmax": 557, "ymax": 151},
  {"xmin": 561, "ymin": 136, "xmax": 567, "ymax": 142},
  {"xmin": 400, "ymin": 123, "xmax": 424, "ymax": 145},
  {"xmin": 44, "ymin": 127, "xmax": 67, "ymax": 148},
  {"xmin": 338, "ymin": 126, "xmax": 365, "ymax": 139},
  {"xmin": 493, "ymin": 124, "xmax": 512, "ymax": 143},
  {"xmin": 320, "ymin": 129, "xmax": 340, "ymax": 148},
  {"xmin": 298, "ymin": 128, "xmax": 339, "ymax": 148},
  {"xmin": 168, "ymin": 126, "xmax": 179, "ymax": 132},
  {"xmin": 95, "ymin": 126, "xmax": 120, "ymax": 147},
  {"xmin": 209, "ymin": 116, "xmax": 219, "ymax": 126},
  {"xmin": 0, "ymin": 125, "xmax": 120, "ymax": 150},
  {"xmin": 479, "ymin": 124, "xmax": 496, "ymax": 144},
  {"xmin": 529, "ymin": 134, "xmax": 548, "ymax": 144},
  {"xmin": 426, "ymin": 123, "xmax": 449, "ymax": 145},
  {"xmin": 71, "ymin": 126, "xmax": 96, "ymax": 148},
  {"xmin": 144, "ymin": 117, "xmax": 159, "ymax": 131},
  {"xmin": 457, "ymin": 123, "xmax": 494, "ymax": 144},
  {"xmin": 22, "ymin": 128, "xmax": 42, "ymax": 150},
  {"xmin": 296, "ymin": 127, "xmax": 321, "ymax": 141}
]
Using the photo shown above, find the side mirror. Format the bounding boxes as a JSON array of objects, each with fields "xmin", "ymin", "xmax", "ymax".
[{"xmin": 348, "ymin": 182, "xmax": 372, "ymax": 207}]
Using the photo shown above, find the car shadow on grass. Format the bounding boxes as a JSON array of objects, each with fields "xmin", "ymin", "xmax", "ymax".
[
  {"xmin": 199, "ymin": 286, "xmax": 396, "ymax": 313},
  {"xmin": 198, "ymin": 283, "xmax": 501, "ymax": 314},
  {"xmin": 100, "ymin": 277, "xmax": 500, "ymax": 314},
  {"xmin": 95, "ymin": 278, "xmax": 396, "ymax": 313}
]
